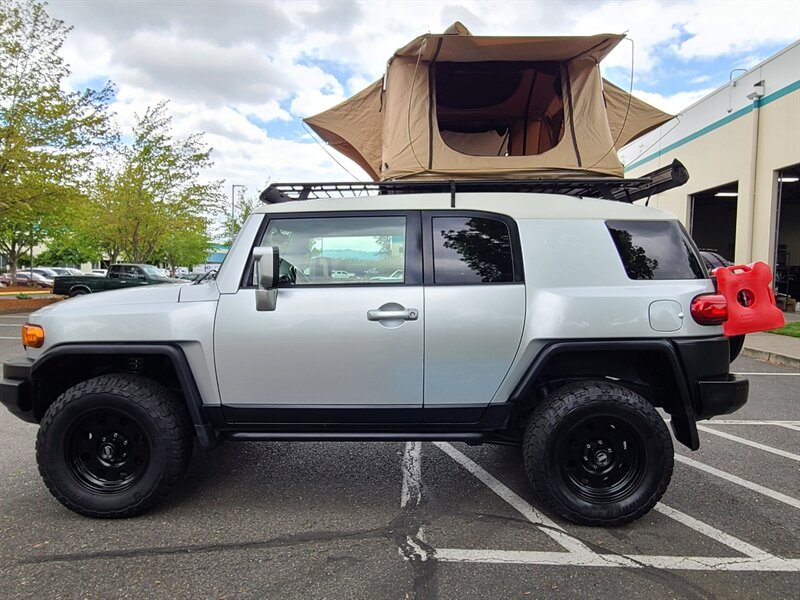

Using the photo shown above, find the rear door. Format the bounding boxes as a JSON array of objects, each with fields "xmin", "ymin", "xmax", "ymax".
[{"xmin": 422, "ymin": 211, "xmax": 526, "ymax": 407}]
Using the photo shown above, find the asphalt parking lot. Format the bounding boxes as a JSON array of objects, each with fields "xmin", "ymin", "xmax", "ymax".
[{"xmin": 1, "ymin": 311, "xmax": 799, "ymax": 599}]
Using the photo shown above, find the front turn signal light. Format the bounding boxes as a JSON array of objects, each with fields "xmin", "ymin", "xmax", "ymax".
[{"xmin": 22, "ymin": 323, "xmax": 45, "ymax": 348}]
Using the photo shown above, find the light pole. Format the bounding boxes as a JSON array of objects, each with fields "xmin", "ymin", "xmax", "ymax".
[{"xmin": 231, "ymin": 184, "xmax": 245, "ymax": 222}]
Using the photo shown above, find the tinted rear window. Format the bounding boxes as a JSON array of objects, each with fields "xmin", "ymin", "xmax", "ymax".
[
  {"xmin": 606, "ymin": 220, "xmax": 705, "ymax": 280},
  {"xmin": 433, "ymin": 216, "xmax": 514, "ymax": 284}
]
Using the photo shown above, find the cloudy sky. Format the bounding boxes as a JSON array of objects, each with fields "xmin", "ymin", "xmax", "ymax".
[{"xmin": 47, "ymin": 0, "xmax": 800, "ymax": 197}]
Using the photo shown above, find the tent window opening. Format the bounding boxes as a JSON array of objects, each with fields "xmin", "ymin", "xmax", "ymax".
[{"xmin": 435, "ymin": 61, "xmax": 565, "ymax": 157}]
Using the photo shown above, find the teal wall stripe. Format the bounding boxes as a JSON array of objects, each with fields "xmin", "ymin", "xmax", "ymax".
[{"xmin": 625, "ymin": 79, "xmax": 800, "ymax": 172}]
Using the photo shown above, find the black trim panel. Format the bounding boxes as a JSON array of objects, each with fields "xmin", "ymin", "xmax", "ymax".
[
  {"xmin": 0, "ymin": 356, "xmax": 35, "ymax": 423},
  {"xmin": 31, "ymin": 344, "xmax": 216, "ymax": 449},
  {"xmin": 697, "ymin": 375, "xmax": 748, "ymax": 420},
  {"xmin": 208, "ymin": 404, "xmax": 510, "ymax": 433}
]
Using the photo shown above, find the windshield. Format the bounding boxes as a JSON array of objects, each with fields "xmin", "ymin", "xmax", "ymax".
[{"xmin": 141, "ymin": 265, "xmax": 168, "ymax": 278}]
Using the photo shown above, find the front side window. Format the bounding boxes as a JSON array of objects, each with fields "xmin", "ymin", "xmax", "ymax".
[
  {"xmin": 433, "ymin": 216, "xmax": 514, "ymax": 284},
  {"xmin": 606, "ymin": 220, "xmax": 706, "ymax": 280},
  {"xmin": 257, "ymin": 216, "xmax": 406, "ymax": 286}
]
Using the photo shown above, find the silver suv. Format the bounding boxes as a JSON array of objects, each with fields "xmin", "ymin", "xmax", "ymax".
[{"xmin": 1, "ymin": 177, "xmax": 749, "ymax": 526}]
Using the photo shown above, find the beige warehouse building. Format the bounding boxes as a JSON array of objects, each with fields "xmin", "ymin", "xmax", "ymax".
[{"xmin": 621, "ymin": 40, "xmax": 800, "ymax": 303}]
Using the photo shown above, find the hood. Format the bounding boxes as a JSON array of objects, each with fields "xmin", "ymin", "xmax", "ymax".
[{"xmin": 33, "ymin": 283, "xmax": 183, "ymax": 318}]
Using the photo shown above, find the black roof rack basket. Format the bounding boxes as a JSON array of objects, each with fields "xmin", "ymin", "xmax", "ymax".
[{"xmin": 260, "ymin": 159, "xmax": 689, "ymax": 205}]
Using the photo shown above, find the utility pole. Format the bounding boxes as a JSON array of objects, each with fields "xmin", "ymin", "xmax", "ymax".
[{"xmin": 231, "ymin": 184, "xmax": 245, "ymax": 222}]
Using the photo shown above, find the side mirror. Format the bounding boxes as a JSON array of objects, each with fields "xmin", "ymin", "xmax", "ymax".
[{"xmin": 253, "ymin": 246, "xmax": 279, "ymax": 311}]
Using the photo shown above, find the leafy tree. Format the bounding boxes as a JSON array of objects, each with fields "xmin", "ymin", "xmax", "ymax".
[
  {"xmin": 0, "ymin": 0, "xmax": 115, "ymax": 279},
  {"xmin": 91, "ymin": 101, "xmax": 223, "ymax": 264},
  {"xmin": 155, "ymin": 217, "xmax": 212, "ymax": 275}
]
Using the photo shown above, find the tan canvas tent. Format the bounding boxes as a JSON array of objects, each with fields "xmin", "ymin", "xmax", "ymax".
[{"xmin": 305, "ymin": 23, "xmax": 673, "ymax": 181}]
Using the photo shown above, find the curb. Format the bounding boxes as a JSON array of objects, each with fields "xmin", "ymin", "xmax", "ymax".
[{"xmin": 742, "ymin": 347, "xmax": 800, "ymax": 370}]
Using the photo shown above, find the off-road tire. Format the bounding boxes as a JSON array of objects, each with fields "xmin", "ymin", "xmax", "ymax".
[
  {"xmin": 523, "ymin": 380, "xmax": 673, "ymax": 527},
  {"xmin": 36, "ymin": 374, "xmax": 193, "ymax": 518}
]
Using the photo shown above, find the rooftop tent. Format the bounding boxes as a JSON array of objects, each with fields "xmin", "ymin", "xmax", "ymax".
[{"xmin": 304, "ymin": 23, "xmax": 673, "ymax": 181}]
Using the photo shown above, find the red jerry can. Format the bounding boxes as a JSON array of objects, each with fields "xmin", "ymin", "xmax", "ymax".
[{"xmin": 712, "ymin": 262, "xmax": 785, "ymax": 337}]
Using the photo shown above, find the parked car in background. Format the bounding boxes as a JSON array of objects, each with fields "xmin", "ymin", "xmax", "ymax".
[
  {"xmin": 31, "ymin": 268, "xmax": 60, "ymax": 280},
  {"xmin": 370, "ymin": 269, "xmax": 404, "ymax": 281},
  {"xmin": 39, "ymin": 266, "xmax": 84, "ymax": 277},
  {"xmin": 699, "ymin": 250, "xmax": 733, "ymax": 271},
  {"xmin": 0, "ymin": 272, "xmax": 53, "ymax": 288},
  {"xmin": 53, "ymin": 263, "xmax": 185, "ymax": 297}
]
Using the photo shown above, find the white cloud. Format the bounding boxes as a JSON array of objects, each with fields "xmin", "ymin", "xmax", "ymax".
[{"xmin": 42, "ymin": 0, "xmax": 800, "ymax": 203}]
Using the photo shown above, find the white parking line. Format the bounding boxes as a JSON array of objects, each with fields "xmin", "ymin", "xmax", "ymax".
[
  {"xmin": 675, "ymin": 454, "xmax": 800, "ymax": 510},
  {"xmin": 732, "ymin": 372, "xmax": 800, "ymax": 376},
  {"xmin": 776, "ymin": 424, "xmax": 800, "ymax": 432},
  {"xmin": 653, "ymin": 504, "xmax": 773, "ymax": 559},
  {"xmin": 0, "ymin": 324, "xmax": 22, "ymax": 327},
  {"xmin": 400, "ymin": 441, "xmax": 422, "ymax": 509},
  {"xmin": 433, "ymin": 442, "xmax": 594, "ymax": 556},
  {"xmin": 433, "ymin": 444, "xmax": 798, "ymax": 571},
  {"xmin": 434, "ymin": 548, "xmax": 800, "ymax": 571},
  {"xmin": 697, "ymin": 425, "xmax": 800, "ymax": 462},
  {"xmin": 702, "ymin": 420, "xmax": 800, "ymax": 425},
  {"xmin": 0, "ymin": 336, "xmax": 20, "ymax": 340}
]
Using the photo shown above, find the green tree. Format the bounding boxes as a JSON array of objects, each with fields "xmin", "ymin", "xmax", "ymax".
[
  {"xmin": 155, "ymin": 217, "xmax": 212, "ymax": 275},
  {"xmin": 0, "ymin": 0, "xmax": 115, "ymax": 279},
  {"xmin": 91, "ymin": 102, "xmax": 223, "ymax": 263}
]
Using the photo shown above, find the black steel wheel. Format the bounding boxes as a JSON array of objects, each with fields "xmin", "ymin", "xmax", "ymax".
[
  {"xmin": 523, "ymin": 381, "xmax": 673, "ymax": 526},
  {"xmin": 66, "ymin": 409, "xmax": 152, "ymax": 493},
  {"xmin": 37, "ymin": 374, "xmax": 193, "ymax": 518}
]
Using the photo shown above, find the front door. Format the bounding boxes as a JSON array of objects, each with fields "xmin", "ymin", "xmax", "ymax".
[{"xmin": 214, "ymin": 212, "xmax": 424, "ymax": 410}]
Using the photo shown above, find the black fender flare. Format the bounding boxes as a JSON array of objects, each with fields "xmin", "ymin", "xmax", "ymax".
[
  {"xmin": 31, "ymin": 343, "xmax": 216, "ymax": 449},
  {"xmin": 508, "ymin": 340, "xmax": 699, "ymax": 450}
]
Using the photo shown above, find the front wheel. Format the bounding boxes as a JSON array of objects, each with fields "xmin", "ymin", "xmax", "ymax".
[
  {"xmin": 523, "ymin": 381, "xmax": 673, "ymax": 527},
  {"xmin": 36, "ymin": 374, "xmax": 193, "ymax": 518}
]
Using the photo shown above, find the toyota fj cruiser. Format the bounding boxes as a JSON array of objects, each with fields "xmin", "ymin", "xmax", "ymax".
[{"xmin": 1, "ymin": 174, "xmax": 761, "ymax": 526}]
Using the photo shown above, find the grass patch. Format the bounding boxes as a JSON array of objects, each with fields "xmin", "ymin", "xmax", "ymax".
[{"xmin": 768, "ymin": 321, "xmax": 800, "ymax": 338}]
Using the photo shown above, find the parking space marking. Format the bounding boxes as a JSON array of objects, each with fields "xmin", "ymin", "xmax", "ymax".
[
  {"xmin": 433, "ymin": 442, "xmax": 594, "ymax": 556},
  {"xmin": 0, "ymin": 324, "xmax": 22, "ymax": 327},
  {"xmin": 401, "ymin": 441, "xmax": 422, "ymax": 509},
  {"xmin": 434, "ymin": 549, "xmax": 800, "ymax": 571},
  {"xmin": 675, "ymin": 454, "xmax": 800, "ymax": 510},
  {"xmin": 0, "ymin": 336, "xmax": 19, "ymax": 340},
  {"xmin": 697, "ymin": 425, "xmax": 800, "ymax": 462},
  {"xmin": 732, "ymin": 372, "xmax": 800, "ymax": 376},
  {"xmin": 702, "ymin": 420, "xmax": 800, "ymax": 425},
  {"xmin": 653, "ymin": 504, "xmax": 773, "ymax": 559},
  {"xmin": 429, "ymin": 444, "xmax": 800, "ymax": 572}
]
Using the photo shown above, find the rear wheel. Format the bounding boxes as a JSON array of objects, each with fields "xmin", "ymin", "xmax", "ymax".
[
  {"xmin": 523, "ymin": 380, "xmax": 673, "ymax": 526},
  {"xmin": 36, "ymin": 374, "xmax": 193, "ymax": 518},
  {"xmin": 69, "ymin": 287, "xmax": 89, "ymax": 297}
]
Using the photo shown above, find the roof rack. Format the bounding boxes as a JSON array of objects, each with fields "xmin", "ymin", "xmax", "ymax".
[{"xmin": 259, "ymin": 160, "xmax": 689, "ymax": 205}]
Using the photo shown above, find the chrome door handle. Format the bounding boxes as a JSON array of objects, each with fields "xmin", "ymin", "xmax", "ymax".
[{"xmin": 367, "ymin": 308, "xmax": 419, "ymax": 321}]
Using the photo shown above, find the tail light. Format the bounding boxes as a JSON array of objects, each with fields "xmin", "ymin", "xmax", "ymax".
[{"xmin": 690, "ymin": 294, "xmax": 728, "ymax": 325}]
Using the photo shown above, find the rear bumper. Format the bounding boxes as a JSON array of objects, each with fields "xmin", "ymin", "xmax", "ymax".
[
  {"xmin": 0, "ymin": 356, "xmax": 36, "ymax": 423},
  {"xmin": 696, "ymin": 374, "xmax": 749, "ymax": 420},
  {"xmin": 672, "ymin": 336, "xmax": 749, "ymax": 420}
]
